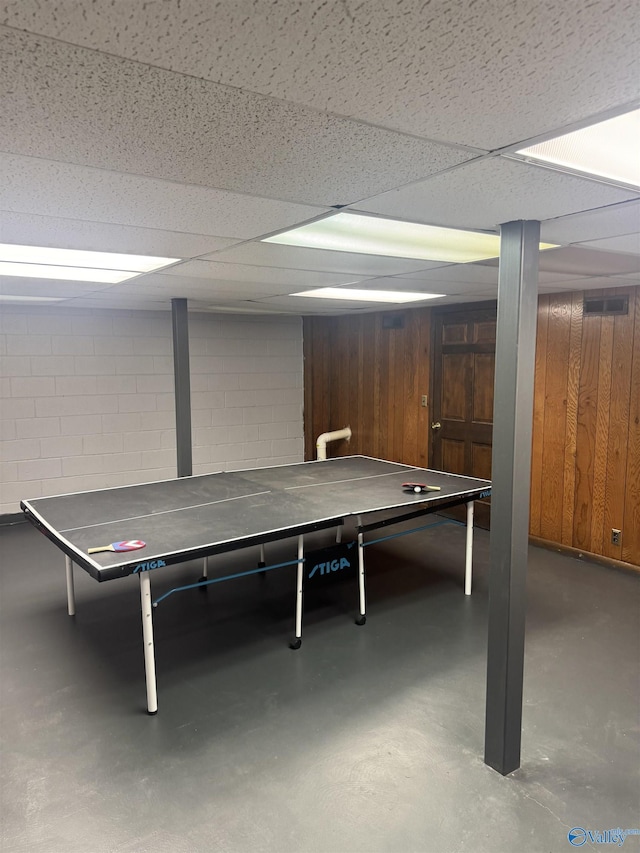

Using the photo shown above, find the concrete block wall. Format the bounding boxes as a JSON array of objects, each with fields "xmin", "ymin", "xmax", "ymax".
[{"xmin": 0, "ymin": 306, "xmax": 303, "ymax": 515}]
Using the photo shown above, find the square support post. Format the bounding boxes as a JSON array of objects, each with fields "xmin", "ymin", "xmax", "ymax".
[
  {"xmin": 171, "ymin": 298, "xmax": 192, "ymax": 478},
  {"xmin": 484, "ymin": 220, "xmax": 540, "ymax": 776}
]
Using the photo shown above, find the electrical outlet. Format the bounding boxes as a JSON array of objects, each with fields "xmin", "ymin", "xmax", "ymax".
[
  {"xmin": 611, "ymin": 529, "xmax": 621, "ymax": 546},
  {"xmin": 421, "ymin": 395, "xmax": 428, "ymax": 407}
]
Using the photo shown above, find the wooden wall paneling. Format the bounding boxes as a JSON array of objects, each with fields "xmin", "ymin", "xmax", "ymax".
[
  {"xmin": 573, "ymin": 300, "xmax": 603, "ymax": 552},
  {"xmin": 530, "ymin": 295, "xmax": 549, "ymax": 537},
  {"xmin": 304, "ymin": 317, "xmax": 330, "ymax": 459},
  {"xmin": 355, "ymin": 315, "xmax": 365, "ymax": 455},
  {"xmin": 622, "ymin": 287, "xmax": 640, "ymax": 566},
  {"xmin": 561, "ymin": 293, "xmax": 583, "ymax": 546},
  {"xmin": 590, "ymin": 313, "xmax": 614, "ymax": 553},
  {"xmin": 360, "ymin": 314, "xmax": 375, "ymax": 457},
  {"xmin": 303, "ymin": 317, "xmax": 314, "ymax": 458},
  {"xmin": 386, "ymin": 322, "xmax": 397, "ymax": 460},
  {"xmin": 402, "ymin": 310, "xmax": 419, "ymax": 465},
  {"xmin": 393, "ymin": 314, "xmax": 415, "ymax": 462},
  {"xmin": 376, "ymin": 316, "xmax": 390, "ymax": 458},
  {"xmin": 333, "ymin": 316, "xmax": 350, "ymax": 449},
  {"xmin": 540, "ymin": 295, "xmax": 572, "ymax": 543},
  {"xmin": 417, "ymin": 308, "xmax": 431, "ymax": 468},
  {"xmin": 603, "ymin": 287, "xmax": 634, "ymax": 559}
]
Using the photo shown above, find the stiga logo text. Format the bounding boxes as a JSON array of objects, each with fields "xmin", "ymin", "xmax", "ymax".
[
  {"xmin": 134, "ymin": 559, "xmax": 166, "ymax": 572},
  {"xmin": 307, "ymin": 542, "xmax": 355, "ymax": 580},
  {"xmin": 308, "ymin": 557, "xmax": 351, "ymax": 579}
]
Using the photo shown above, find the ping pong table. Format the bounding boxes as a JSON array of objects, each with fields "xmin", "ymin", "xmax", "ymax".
[{"xmin": 21, "ymin": 455, "xmax": 491, "ymax": 714}]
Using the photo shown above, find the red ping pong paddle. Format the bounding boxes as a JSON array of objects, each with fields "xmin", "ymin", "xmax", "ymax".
[
  {"xmin": 88, "ymin": 539, "xmax": 146, "ymax": 554},
  {"xmin": 402, "ymin": 482, "xmax": 441, "ymax": 493}
]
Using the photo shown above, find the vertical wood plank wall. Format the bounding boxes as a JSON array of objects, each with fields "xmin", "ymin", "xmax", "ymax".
[
  {"xmin": 530, "ymin": 286, "xmax": 639, "ymax": 567},
  {"xmin": 303, "ymin": 285, "xmax": 639, "ymax": 568}
]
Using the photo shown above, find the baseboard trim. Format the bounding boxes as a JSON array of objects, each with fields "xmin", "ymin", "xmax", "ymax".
[
  {"xmin": 0, "ymin": 512, "xmax": 27, "ymax": 527},
  {"xmin": 530, "ymin": 535, "xmax": 639, "ymax": 575}
]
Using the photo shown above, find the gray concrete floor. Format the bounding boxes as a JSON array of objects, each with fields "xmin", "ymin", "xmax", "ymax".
[{"xmin": 1, "ymin": 518, "xmax": 638, "ymax": 853}]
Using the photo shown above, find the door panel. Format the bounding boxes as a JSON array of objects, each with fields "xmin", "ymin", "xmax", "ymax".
[
  {"xmin": 431, "ymin": 305, "xmax": 497, "ymax": 528},
  {"xmin": 441, "ymin": 438, "xmax": 466, "ymax": 475},
  {"xmin": 473, "ymin": 353, "xmax": 495, "ymax": 423},
  {"xmin": 442, "ymin": 353, "xmax": 471, "ymax": 420}
]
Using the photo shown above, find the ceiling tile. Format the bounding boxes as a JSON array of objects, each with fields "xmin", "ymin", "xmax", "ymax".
[
  {"xmin": 575, "ymin": 233, "xmax": 640, "ymax": 255},
  {"xmin": 353, "ymin": 158, "xmax": 638, "ymax": 231},
  {"xmin": 0, "ymin": 154, "xmax": 324, "ymax": 239},
  {"xmin": 4, "ymin": 2, "xmax": 639, "ymax": 150},
  {"xmin": 0, "ymin": 211, "xmax": 240, "ymax": 259},
  {"xmin": 117, "ymin": 274, "xmax": 293, "ymax": 300},
  {"xmin": 1, "ymin": 27, "xmax": 473, "ymax": 207},
  {"xmin": 156, "ymin": 259, "xmax": 363, "ymax": 288},
  {"xmin": 479, "ymin": 246, "xmax": 640, "ymax": 277},
  {"xmin": 254, "ymin": 294, "xmax": 398, "ymax": 313},
  {"xmin": 541, "ymin": 276, "xmax": 636, "ymax": 291},
  {"xmin": 540, "ymin": 200, "xmax": 640, "ymax": 244},
  {"xmin": 535, "ymin": 247, "xmax": 640, "ymax": 276},
  {"xmin": 354, "ymin": 276, "xmax": 490, "ymax": 296},
  {"xmin": 0, "ymin": 277, "xmax": 116, "ymax": 298},
  {"xmin": 204, "ymin": 241, "xmax": 447, "ymax": 276}
]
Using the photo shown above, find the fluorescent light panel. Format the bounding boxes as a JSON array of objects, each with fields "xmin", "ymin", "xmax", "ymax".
[
  {"xmin": 0, "ymin": 262, "xmax": 138, "ymax": 283},
  {"xmin": 516, "ymin": 109, "xmax": 640, "ymax": 188},
  {"xmin": 0, "ymin": 244, "xmax": 178, "ymax": 271},
  {"xmin": 291, "ymin": 287, "xmax": 444, "ymax": 303},
  {"xmin": 265, "ymin": 213, "xmax": 505, "ymax": 262},
  {"xmin": 265, "ymin": 213, "xmax": 557, "ymax": 262},
  {"xmin": 0, "ymin": 294, "xmax": 64, "ymax": 303},
  {"xmin": 0, "ymin": 244, "xmax": 180, "ymax": 283}
]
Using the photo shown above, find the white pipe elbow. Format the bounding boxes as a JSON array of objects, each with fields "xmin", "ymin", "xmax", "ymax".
[{"xmin": 316, "ymin": 427, "xmax": 352, "ymax": 461}]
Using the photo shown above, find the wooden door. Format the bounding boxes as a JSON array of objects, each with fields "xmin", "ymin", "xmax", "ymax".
[{"xmin": 430, "ymin": 305, "xmax": 496, "ymax": 527}]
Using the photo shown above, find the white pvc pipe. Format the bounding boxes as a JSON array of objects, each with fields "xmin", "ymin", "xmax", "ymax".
[
  {"xmin": 465, "ymin": 501, "xmax": 474, "ymax": 596},
  {"xmin": 139, "ymin": 572, "xmax": 158, "ymax": 714},
  {"xmin": 65, "ymin": 555, "xmax": 75, "ymax": 616},
  {"xmin": 316, "ymin": 427, "xmax": 352, "ymax": 461},
  {"xmin": 295, "ymin": 535, "xmax": 304, "ymax": 639}
]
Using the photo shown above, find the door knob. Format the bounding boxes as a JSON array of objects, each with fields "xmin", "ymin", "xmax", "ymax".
[{"xmin": 431, "ymin": 421, "xmax": 441, "ymax": 430}]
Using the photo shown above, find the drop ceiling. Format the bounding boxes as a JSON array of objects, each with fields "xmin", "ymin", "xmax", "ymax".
[{"xmin": 1, "ymin": 1, "xmax": 639, "ymax": 315}]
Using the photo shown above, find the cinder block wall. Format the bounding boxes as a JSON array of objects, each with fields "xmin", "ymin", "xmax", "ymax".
[{"xmin": 0, "ymin": 306, "xmax": 303, "ymax": 515}]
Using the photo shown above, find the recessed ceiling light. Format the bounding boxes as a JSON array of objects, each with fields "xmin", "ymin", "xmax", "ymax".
[
  {"xmin": 0, "ymin": 244, "xmax": 180, "ymax": 284},
  {"xmin": 0, "ymin": 262, "xmax": 139, "ymax": 283},
  {"xmin": 290, "ymin": 287, "xmax": 444, "ymax": 303},
  {"xmin": 265, "ymin": 213, "xmax": 557, "ymax": 263},
  {"xmin": 0, "ymin": 294, "xmax": 65, "ymax": 303},
  {"xmin": 0, "ymin": 244, "xmax": 179, "ymax": 271},
  {"xmin": 515, "ymin": 109, "xmax": 640, "ymax": 188}
]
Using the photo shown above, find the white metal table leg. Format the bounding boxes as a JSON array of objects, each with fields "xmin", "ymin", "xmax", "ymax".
[
  {"xmin": 65, "ymin": 555, "xmax": 76, "ymax": 616},
  {"xmin": 290, "ymin": 535, "xmax": 304, "ymax": 649},
  {"xmin": 336, "ymin": 524, "xmax": 343, "ymax": 544},
  {"xmin": 202, "ymin": 556, "xmax": 208, "ymax": 579},
  {"xmin": 465, "ymin": 500, "xmax": 474, "ymax": 596},
  {"xmin": 259, "ymin": 543, "xmax": 266, "ymax": 566},
  {"xmin": 139, "ymin": 572, "xmax": 158, "ymax": 714},
  {"xmin": 356, "ymin": 515, "xmax": 366, "ymax": 625}
]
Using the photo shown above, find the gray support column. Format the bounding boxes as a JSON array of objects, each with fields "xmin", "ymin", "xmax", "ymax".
[
  {"xmin": 484, "ymin": 220, "xmax": 540, "ymax": 776},
  {"xmin": 171, "ymin": 298, "xmax": 192, "ymax": 477}
]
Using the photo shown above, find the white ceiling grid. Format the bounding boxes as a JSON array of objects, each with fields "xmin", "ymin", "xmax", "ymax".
[{"xmin": 0, "ymin": 0, "xmax": 639, "ymax": 314}]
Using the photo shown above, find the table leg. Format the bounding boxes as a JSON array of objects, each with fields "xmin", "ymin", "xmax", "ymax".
[
  {"xmin": 356, "ymin": 516, "xmax": 366, "ymax": 625},
  {"xmin": 465, "ymin": 500, "xmax": 474, "ymax": 596},
  {"xmin": 139, "ymin": 572, "xmax": 158, "ymax": 714},
  {"xmin": 65, "ymin": 555, "xmax": 75, "ymax": 616},
  {"xmin": 290, "ymin": 535, "xmax": 304, "ymax": 650}
]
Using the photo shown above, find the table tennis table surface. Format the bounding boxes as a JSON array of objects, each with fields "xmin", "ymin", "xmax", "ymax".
[{"xmin": 21, "ymin": 456, "xmax": 491, "ymax": 582}]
